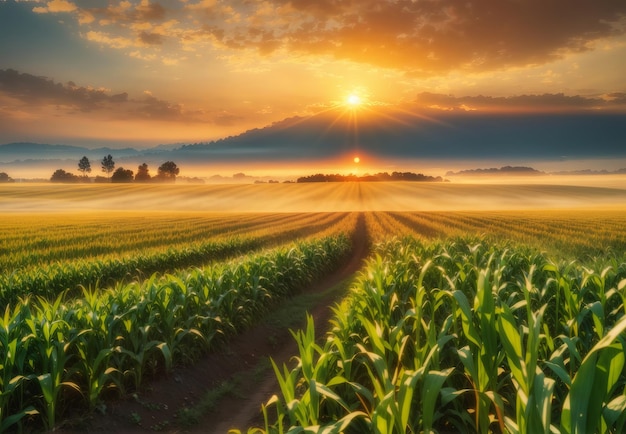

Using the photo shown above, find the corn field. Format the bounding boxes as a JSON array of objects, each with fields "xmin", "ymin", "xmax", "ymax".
[
  {"xmin": 250, "ymin": 236, "xmax": 626, "ymax": 433},
  {"xmin": 1, "ymin": 209, "xmax": 626, "ymax": 432},
  {"xmin": 0, "ymin": 212, "xmax": 356, "ymax": 432}
]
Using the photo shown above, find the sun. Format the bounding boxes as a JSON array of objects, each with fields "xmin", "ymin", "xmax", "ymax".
[
  {"xmin": 353, "ymin": 156, "xmax": 360, "ymax": 163},
  {"xmin": 346, "ymin": 94, "xmax": 361, "ymax": 106}
]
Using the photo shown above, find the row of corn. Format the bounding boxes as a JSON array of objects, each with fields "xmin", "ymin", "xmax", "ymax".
[
  {"xmin": 0, "ymin": 234, "xmax": 352, "ymax": 432},
  {"xmin": 0, "ymin": 213, "xmax": 350, "ymax": 273},
  {"xmin": 256, "ymin": 237, "xmax": 626, "ymax": 433},
  {"xmin": 0, "ymin": 213, "xmax": 354, "ymax": 308}
]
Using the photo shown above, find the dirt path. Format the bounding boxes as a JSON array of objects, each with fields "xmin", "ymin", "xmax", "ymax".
[
  {"xmin": 203, "ymin": 213, "xmax": 369, "ymax": 434},
  {"xmin": 70, "ymin": 213, "xmax": 369, "ymax": 434}
]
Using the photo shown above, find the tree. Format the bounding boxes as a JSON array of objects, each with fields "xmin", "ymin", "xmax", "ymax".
[
  {"xmin": 101, "ymin": 154, "xmax": 115, "ymax": 179},
  {"xmin": 50, "ymin": 169, "xmax": 79, "ymax": 183},
  {"xmin": 78, "ymin": 156, "xmax": 91, "ymax": 179},
  {"xmin": 135, "ymin": 163, "xmax": 151, "ymax": 182},
  {"xmin": 0, "ymin": 172, "xmax": 13, "ymax": 183},
  {"xmin": 156, "ymin": 161, "xmax": 179, "ymax": 183},
  {"xmin": 111, "ymin": 167, "xmax": 134, "ymax": 183}
]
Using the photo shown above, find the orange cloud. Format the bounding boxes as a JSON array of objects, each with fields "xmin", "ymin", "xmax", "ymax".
[
  {"xmin": 22, "ymin": 0, "xmax": 626, "ymax": 76},
  {"xmin": 84, "ymin": 30, "xmax": 134, "ymax": 49},
  {"xmin": 32, "ymin": 0, "xmax": 77, "ymax": 14},
  {"xmin": 413, "ymin": 92, "xmax": 626, "ymax": 112}
]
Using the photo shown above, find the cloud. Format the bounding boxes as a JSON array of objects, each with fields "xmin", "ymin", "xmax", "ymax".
[
  {"xmin": 0, "ymin": 68, "xmax": 207, "ymax": 122},
  {"xmin": 134, "ymin": 94, "xmax": 184, "ymax": 119},
  {"xmin": 92, "ymin": 0, "xmax": 166, "ymax": 25},
  {"xmin": 138, "ymin": 30, "xmax": 164, "ymax": 45},
  {"xmin": 413, "ymin": 92, "xmax": 614, "ymax": 112},
  {"xmin": 0, "ymin": 68, "xmax": 125, "ymax": 111},
  {"xmin": 178, "ymin": 0, "xmax": 626, "ymax": 74},
  {"xmin": 604, "ymin": 92, "xmax": 626, "ymax": 104},
  {"xmin": 25, "ymin": 0, "xmax": 626, "ymax": 74},
  {"xmin": 32, "ymin": 0, "xmax": 76, "ymax": 14},
  {"xmin": 84, "ymin": 30, "xmax": 135, "ymax": 49},
  {"xmin": 0, "ymin": 68, "xmax": 259, "ymax": 128}
]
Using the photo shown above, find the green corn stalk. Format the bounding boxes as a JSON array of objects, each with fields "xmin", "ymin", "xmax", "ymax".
[
  {"xmin": 29, "ymin": 316, "xmax": 82, "ymax": 430},
  {"xmin": 115, "ymin": 321, "xmax": 172, "ymax": 392},
  {"xmin": 0, "ymin": 304, "xmax": 38, "ymax": 433},
  {"xmin": 498, "ymin": 301, "xmax": 555, "ymax": 434},
  {"xmin": 453, "ymin": 264, "xmax": 505, "ymax": 433},
  {"xmin": 561, "ymin": 314, "xmax": 626, "ymax": 434}
]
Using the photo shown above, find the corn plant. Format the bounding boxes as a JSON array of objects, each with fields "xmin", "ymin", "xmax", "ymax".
[
  {"xmin": 0, "ymin": 234, "xmax": 352, "ymax": 431},
  {"xmin": 27, "ymin": 297, "xmax": 82, "ymax": 431},
  {"xmin": 256, "ymin": 237, "xmax": 626, "ymax": 433},
  {"xmin": 0, "ymin": 303, "xmax": 38, "ymax": 433}
]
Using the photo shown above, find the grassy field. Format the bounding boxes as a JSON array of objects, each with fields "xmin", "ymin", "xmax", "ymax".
[{"xmin": 1, "ymin": 181, "xmax": 625, "ymax": 432}]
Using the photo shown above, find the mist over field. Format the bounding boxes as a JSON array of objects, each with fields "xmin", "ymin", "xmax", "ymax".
[{"xmin": 2, "ymin": 181, "xmax": 625, "ymax": 213}]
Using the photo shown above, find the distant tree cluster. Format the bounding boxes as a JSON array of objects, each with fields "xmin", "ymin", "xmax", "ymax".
[
  {"xmin": 445, "ymin": 166, "xmax": 544, "ymax": 176},
  {"xmin": 50, "ymin": 155, "xmax": 180, "ymax": 184},
  {"xmin": 0, "ymin": 172, "xmax": 15, "ymax": 183},
  {"xmin": 50, "ymin": 169, "xmax": 80, "ymax": 183},
  {"xmin": 297, "ymin": 171, "xmax": 444, "ymax": 183}
]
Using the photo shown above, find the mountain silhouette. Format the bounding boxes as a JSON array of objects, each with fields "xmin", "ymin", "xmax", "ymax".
[
  {"xmin": 176, "ymin": 107, "xmax": 626, "ymax": 163},
  {"xmin": 0, "ymin": 142, "xmax": 141, "ymax": 163},
  {"xmin": 2, "ymin": 107, "xmax": 625, "ymax": 175}
]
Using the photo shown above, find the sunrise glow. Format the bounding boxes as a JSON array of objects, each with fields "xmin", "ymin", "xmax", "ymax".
[
  {"xmin": 347, "ymin": 94, "xmax": 362, "ymax": 107},
  {"xmin": 354, "ymin": 156, "xmax": 360, "ymax": 163},
  {"xmin": 0, "ymin": 1, "xmax": 625, "ymax": 177}
]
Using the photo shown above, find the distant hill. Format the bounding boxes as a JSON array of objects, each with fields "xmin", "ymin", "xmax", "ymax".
[
  {"xmin": 0, "ymin": 142, "xmax": 143, "ymax": 163},
  {"xmin": 445, "ymin": 166, "xmax": 545, "ymax": 176},
  {"xmin": 2, "ymin": 107, "xmax": 626, "ymax": 179},
  {"xmin": 174, "ymin": 108, "xmax": 626, "ymax": 163},
  {"xmin": 551, "ymin": 168, "xmax": 626, "ymax": 175}
]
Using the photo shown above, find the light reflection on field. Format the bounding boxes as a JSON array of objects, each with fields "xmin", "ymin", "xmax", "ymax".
[{"xmin": 1, "ymin": 179, "xmax": 625, "ymax": 213}]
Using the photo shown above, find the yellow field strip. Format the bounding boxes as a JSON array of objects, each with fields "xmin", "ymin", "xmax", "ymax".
[{"xmin": 2, "ymin": 181, "xmax": 626, "ymax": 212}]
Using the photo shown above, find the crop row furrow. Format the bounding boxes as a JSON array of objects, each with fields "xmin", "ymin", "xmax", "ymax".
[
  {"xmin": 0, "ymin": 234, "xmax": 353, "ymax": 432},
  {"xmin": 0, "ymin": 213, "xmax": 356, "ymax": 308},
  {"xmin": 257, "ymin": 237, "xmax": 626, "ymax": 433},
  {"xmin": 0, "ymin": 213, "xmax": 317, "ymax": 271}
]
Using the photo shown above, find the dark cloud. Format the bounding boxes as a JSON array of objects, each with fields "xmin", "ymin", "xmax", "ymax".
[
  {"xmin": 414, "ymin": 92, "xmax": 610, "ymax": 111},
  {"xmin": 29, "ymin": 0, "xmax": 626, "ymax": 74},
  {"xmin": 189, "ymin": 0, "xmax": 626, "ymax": 74},
  {"xmin": 605, "ymin": 92, "xmax": 626, "ymax": 104},
  {"xmin": 92, "ymin": 1, "xmax": 167, "ymax": 24},
  {"xmin": 0, "ymin": 68, "xmax": 201, "ymax": 121},
  {"xmin": 135, "ymin": 1, "xmax": 166, "ymax": 21},
  {"xmin": 139, "ymin": 31, "xmax": 164, "ymax": 45},
  {"xmin": 0, "ymin": 68, "xmax": 123, "ymax": 111},
  {"xmin": 135, "ymin": 94, "xmax": 184, "ymax": 119}
]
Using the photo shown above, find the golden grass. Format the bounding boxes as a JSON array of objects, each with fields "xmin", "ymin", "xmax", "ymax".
[{"xmin": 1, "ymin": 181, "xmax": 625, "ymax": 212}]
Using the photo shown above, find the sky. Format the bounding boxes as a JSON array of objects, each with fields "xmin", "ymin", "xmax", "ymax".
[{"xmin": 1, "ymin": 0, "xmax": 626, "ymax": 172}]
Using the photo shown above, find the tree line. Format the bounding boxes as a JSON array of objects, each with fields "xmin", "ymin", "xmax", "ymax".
[
  {"xmin": 0, "ymin": 172, "xmax": 14, "ymax": 183},
  {"xmin": 51, "ymin": 155, "xmax": 180, "ymax": 183},
  {"xmin": 297, "ymin": 171, "xmax": 444, "ymax": 183}
]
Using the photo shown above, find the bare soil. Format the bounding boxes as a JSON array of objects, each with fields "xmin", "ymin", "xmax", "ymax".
[{"xmin": 63, "ymin": 213, "xmax": 369, "ymax": 434}]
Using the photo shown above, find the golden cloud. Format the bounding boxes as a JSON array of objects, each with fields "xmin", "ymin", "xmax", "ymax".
[
  {"xmin": 84, "ymin": 30, "xmax": 135, "ymax": 49},
  {"xmin": 412, "ymin": 92, "xmax": 626, "ymax": 112},
  {"xmin": 32, "ymin": 0, "xmax": 76, "ymax": 13},
  {"xmin": 26, "ymin": 0, "xmax": 626, "ymax": 75}
]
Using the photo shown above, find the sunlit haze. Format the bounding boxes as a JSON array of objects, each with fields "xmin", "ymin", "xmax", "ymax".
[
  {"xmin": 2, "ymin": 181, "xmax": 626, "ymax": 213},
  {"xmin": 1, "ymin": 1, "xmax": 626, "ymax": 178},
  {"xmin": 347, "ymin": 95, "xmax": 362, "ymax": 107}
]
